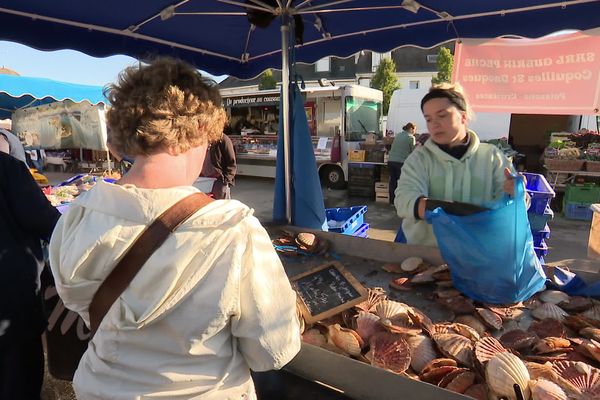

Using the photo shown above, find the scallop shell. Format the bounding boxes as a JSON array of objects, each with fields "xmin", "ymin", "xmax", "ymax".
[
  {"xmin": 296, "ymin": 232, "xmax": 318, "ymax": 250},
  {"xmin": 435, "ymin": 288, "xmax": 461, "ymax": 299},
  {"xmin": 532, "ymin": 303, "xmax": 568, "ymax": 322},
  {"xmin": 582, "ymin": 305, "xmax": 600, "ymax": 322},
  {"xmin": 437, "ymin": 367, "xmax": 469, "ymax": 387},
  {"xmin": 420, "ymin": 357, "xmax": 457, "ymax": 374},
  {"xmin": 526, "ymin": 361, "xmax": 559, "ymax": 381},
  {"xmin": 302, "ymin": 328, "xmax": 327, "ymax": 347},
  {"xmin": 476, "ymin": 308, "xmax": 503, "ymax": 330},
  {"xmin": 539, "ymin": 290, "xmax": 570, "ymax": 305},
  {"xmin": 486, "ymin": 352, "xmax": 531, "ymax": 400},
  {"xmin": 355, "ymin": 287, "xmax": 386, "ymax": 312},
  {"xmin": 420, "ymin": 365, "xmax": 459, "ymax": 385},
  {"xmin": 354, "ymin": 311, "xmax": 382, "ymax": 343},
  {"xmin": 533, "ymin": 337, "xmax": 572, "ymax": 354},
  {"xmin": 580, "ymin": 327, "xmax": 600, "ymax": 342},
  {"xmin": 432, "ymin": 333, "xmax": 474, "ymax": 367},
  {"xmin": 454, "ymin": 315, "xmax": 487, "ymax": 336},
  {"xmin": 389, "ymin": 277, "xmax": 412, "ymax": 291},
  {"xmin": 328, "ymin": 324, "xmax": 363, "ymax": 356},
  {"xmin": 486, "ymin": 305, "xmax": 525, "ymax": 321},
  {"xmin": 463, "ymin": 383, "xmax": 489, "ymax": 400},
  {"xmin": 528, "ymin": 318, "xmax": 566, "ymax": 339},
  {"xmin": 406, "ymin": 334, "xmax": 438, "ymax": 374},
  {"xmin": 444, "ymin": 370, "xmax": 477, "ymax": 394},
  {"xmin": 379, "ymin": 318, "xmax": 422, "ymax": 336},
  {"xmin": 411, "ymin": 268, "xmax": 436, "ymax": 284},
  {"xmin": 577, "ymin": 338, "xmax": 600, "ymax": 363},
  {"xmin": 430, "ymin": 322, "xmax": 480, "ymax": 342},
  {"xmin": 500, "ymin": 329, "xmax": 538, "ymax": 351},
  {"xmin": 401, "ymin": 256, "xmax": 424, "ymax": 272},
  {"xmin": 376, "ymin": 300, "xmax": 409, "ymax": 320},
  {"xmin": 525, "ymin": 297, "xmax": 543, "ymax": 310},
  {"xmin": 367, "ymin": 332, "xmax": 411, "ymax": 374},
  {"xmin": 530, "ymin": 379, "xmax": 568, "ymax": 400},
  {"xmin": 438, "ymin": 296, "xmax": 476, "ymax": 315},
  {"xmin": 475, "ymin": 336, "xmax": 507, "ymax": 365},
  {"xmin": 559, "ymin": 296, "xmax": 593, "ymax": 313},
  {"xmin": 551, "ymin": 361, "xmax": 600, "ymax": 395}
]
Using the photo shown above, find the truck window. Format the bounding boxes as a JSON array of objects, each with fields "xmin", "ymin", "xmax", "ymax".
[{"xmin": 344, "ymin": 96, "xmax": 381, "ymax": 142}]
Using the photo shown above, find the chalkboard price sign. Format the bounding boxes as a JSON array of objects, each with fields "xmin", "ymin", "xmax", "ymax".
[{"xmin": 290, "ymin": 261, "xmax": 368, "ymax": 324}]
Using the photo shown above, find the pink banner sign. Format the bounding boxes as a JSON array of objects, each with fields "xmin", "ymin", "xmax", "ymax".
[{"xmin": 453, "ymin": 30, "xmax": 600, "ymax": 115}]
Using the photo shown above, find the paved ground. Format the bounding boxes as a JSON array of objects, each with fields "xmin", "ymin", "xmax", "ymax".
[{"xmin": 40, "ymin": 172, "xmax": 593, "ymax": 399}]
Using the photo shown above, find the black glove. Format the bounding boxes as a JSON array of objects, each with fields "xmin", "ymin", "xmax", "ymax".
[{"xmin": 425, "ymin": 199, "xmax": 489, "ymax": 216}]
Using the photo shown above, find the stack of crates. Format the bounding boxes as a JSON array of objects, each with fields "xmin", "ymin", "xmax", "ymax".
[
  {"xmin": 563, "ymin": 183, "xmax": 600, "ymax": 221},
  {"xmin": 325, "ymin": 206, "xmax": 369, "ymax": 238},
  {"xmin": 524, "ymin": 173, "xmax": 556, "ymax": 264},
  {"xmin": 347, "ymin": 163, "xmax": 377, "ymax": 198}
]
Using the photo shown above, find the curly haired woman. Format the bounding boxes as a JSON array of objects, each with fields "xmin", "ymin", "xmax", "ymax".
[{"xmin": 49, "ymin": 58, "xmax": 301, "ymax": 400}]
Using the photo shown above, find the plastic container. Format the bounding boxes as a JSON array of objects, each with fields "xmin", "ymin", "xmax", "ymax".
[
  {"xmin": 534, "ymin": 239, "xmax": 549, "ymax": 258},
  {"xmin": 523, "ymin": 172, "xmax": 556, "ymax": 215},
  {"xmin": 528, "ymin": 205, "xmax": 554, "ymax": 231},
  {"xmin": 352, "ymin": 223, "xmax": 369, "ymax": 238},
  {"xmin": 326, "ymin": 206, "xmax": 368, "ymax": 235},
  {"xmin": 564, "ymin": 183, "xmax": 600, "ymax": 205},
  {"xmin": 532, "ymin": 224, "xmax": 550, "ymax": 247},
  {"xmin": 564, "ymin": 202, "xmax": 594, "ymax": 221}
]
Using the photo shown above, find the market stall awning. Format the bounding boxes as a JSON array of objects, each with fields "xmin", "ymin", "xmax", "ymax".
[
  {"xmin": 0, "ymin": 73, "xmax": 106, "ymax": 119},
  {"xmin": 0, "ymin": 1, "xmax": 599, "ymax": 79}
]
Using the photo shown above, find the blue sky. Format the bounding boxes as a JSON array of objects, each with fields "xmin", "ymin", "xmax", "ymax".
[{"xmin": 0, "ymin": 40, "xmax": 226, "ymax": 87}]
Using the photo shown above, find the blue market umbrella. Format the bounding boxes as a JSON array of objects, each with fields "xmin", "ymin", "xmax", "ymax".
[
  {"xmin": 0, "ymin": 74, "xmax": 105, "ymax": 119},
  {"xmin": 273, "ymin": 84, "xmax": 327, "ymax": 230},
  {"xmin": 2, "ymin": 0, "xmax": 599, "ymax": 223}
]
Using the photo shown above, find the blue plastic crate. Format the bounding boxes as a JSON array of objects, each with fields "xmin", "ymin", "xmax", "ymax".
[
  {"xmin": 352, "ymin": 223, "xmax": 369, "ymax": 238},
  {"xmin": 528, "ymin": 205, "xmax": 554, "ymax": 231},
  {"xmin": 564, "ymin": 202, "xmax": 593, "ymax": 221},
  {"xmin": 534, "ymin": 239, "xmax": 549, "ymax": 258},
  {"xmin": 537, "ymin": 256, "xmax": 545, "ymax": 265},
  {"xmin": 532, "ymin": 224, "xmax": 550, "ymax": 247},
  {"xmin": 523, "ymin": 173, "xmax": 555, "ymax": 215},
  {"xmin": 326, "ymin": 206, "xmax": 368, "ymax": 235}
]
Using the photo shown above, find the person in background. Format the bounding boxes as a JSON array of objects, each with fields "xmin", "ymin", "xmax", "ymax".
[
  {"xmin": 394, "ymin": 83, "xmax": 518, "ymax": 247},
  {"xmin": 387, "ymin": 122, "xmax": 417, "ymax": 204},
  {"xmin": 0, "ymin": 151, "xmax": 61, "ymax": 399},
  {"xmin": 0, "ymin": 128, "xmax": 27, "ymax": 164},
  {"xmin": 201, "ymin": 133, "xmax": 237, "ymax": 199},
  {"xmin": 49, "ymin": 57, "xmax": 301, "ymax": 400}
]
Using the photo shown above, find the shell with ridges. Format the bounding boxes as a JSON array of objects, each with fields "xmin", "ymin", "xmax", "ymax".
[
  {"xmin": 367, "ymin": 332, "xmax": 411, "ymax": 374},
  {"xmin": 454, "ymin": 315, "xmax": 487, "ymax": 336},
  {"xmin": 302, "ymin": 328, "xmax": 327, "ymax": 347},
  {"xmin": 582, "ymin": 305, "xmax": 600, "ymax": 321},
  {"xmin": 401, "ymin": 256, "xmax": 424, "ymax": 272},
  {"xmin": 355, "ymin": 287, "xmax": 386, "ymax": 312},
  {"xmin": 375, "ymin": 300, "xmax": 409, "ymax": 320},
  {"xmin": 500, "ymin": 329, "xmax": 538, "ymax": 351},
  {"xmin": 444, "ymin": 371, "xmax": 477, "ymax": 394},
  {"xmin": 533, "ymin": 337, "xmax": 571, "ymax": 354},
  {"xmin": 420, "ymin": 358, "xmax": 457, "ymax": 374},
  {"xmin": 532, "ymin": 303, "xmax": 568, "ymax": 322},
  {"xmin": 432, "ymin": 333, "xmax": 474, "ymax": 367},
  {"xmin": 463, "ymin": 383, "xmax": 488, "ymax": 400},
  {"xmin": 539, "ymin": 290, "xmax": 570, "ymax": 305},
  {"xmin": 406, "ymin": 334, "xmax": 438, "ymax": 374},
  {"xmin": 437, "ymin": 368, "xmax": 469, "ymax": 388},
  {"xmin": 475, "ymin": 336, "xmax": 507, "ymax": 365},
  {"xmin": 528, "ymin": 319, "xmax": 566, "ymax": 339},
  {"xmin": 551, "ymin": 361, "xmax": 600, "ymax": 395},
  {"xmin": 486, "ymin": 352, "xmax": 531, "ymax": 400},
  {"xmin": 354, "ymin": 311, "xmax": 382, "ymax": 343},
  {"xmin": 327, "ymin": 324, "xmax": 363, "ymax": 356},
  {"xmin": 530, "ymin": 379, "xmax": 567, "ymax": 400},
  {"xmin": 559, "ymin": 296, "xmax": 593, "ymax": 313},
  {"xmin": 476, "ymin": 308, "xmax": 503, "ymax": 330}
]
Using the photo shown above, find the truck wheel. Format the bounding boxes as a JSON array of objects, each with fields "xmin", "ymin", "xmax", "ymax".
[{"xmin": 321, "ymin": 165, "xmax": 346, "ymax": 190}]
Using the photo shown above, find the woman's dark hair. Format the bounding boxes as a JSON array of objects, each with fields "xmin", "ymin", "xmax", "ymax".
[
  {"xmin": 402, "ymin": 122, "xmax": 416, "ymax": 131},
  {"xmin": 420, "ymin": 83, "xmax": 471, "ymax": 120}
]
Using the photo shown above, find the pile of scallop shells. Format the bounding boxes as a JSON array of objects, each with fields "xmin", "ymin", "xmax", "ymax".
[{"xmin": 299, "ymin": 257, "xmax": 600, "ymax": 399}]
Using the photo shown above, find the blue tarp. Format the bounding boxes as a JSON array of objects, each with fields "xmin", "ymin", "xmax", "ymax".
[
  {"xmin": 0, "ymin": 1, "xmax": 599, "ymax": 79},
  {"xmin": 273, "ymin": 85, "xmax": 327, "ymax": 230},
  {"xmin": 0, "ymin": 74, "xmax": 106, "ymax": 119}
]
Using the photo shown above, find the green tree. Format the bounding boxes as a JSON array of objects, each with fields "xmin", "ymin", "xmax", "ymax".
[
  {"xmin": 432, "ymin": 47, "xmax": 454, "ymax": 85},
  {"xmin": 258, "ymin": 69, "xmax": 277, "ymax": 90},
  {"xmin": 370, "ymin": 58, "xmax": 401, "ymax": 116}
]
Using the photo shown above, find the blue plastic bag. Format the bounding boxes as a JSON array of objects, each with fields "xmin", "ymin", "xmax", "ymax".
[{"xmin": 426, "ymin": 177, "xmax": 546, "ymax": 304}]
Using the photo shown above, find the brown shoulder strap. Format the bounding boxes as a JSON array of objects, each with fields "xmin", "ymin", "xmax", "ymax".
[{"xmin": 88, "ymin": 192, "xmax": 214, "ymax": 337}]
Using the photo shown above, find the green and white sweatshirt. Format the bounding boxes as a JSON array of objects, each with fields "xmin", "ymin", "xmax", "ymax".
[{"xmin": 394, "ymin": 130, "xmax": 512, "ymax": 247}]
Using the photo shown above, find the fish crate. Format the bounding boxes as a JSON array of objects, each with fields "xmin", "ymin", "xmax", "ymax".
[
  {"xmin": 375, "ymin": 192, "xmax": 390, "ymax": 203},
  {"xmin": 532, "ymin": 224, "xmax": 550, "ymax": 247},
  {"xmin": 564, "ymin": 183, "xmax": 600, "ymax": 205},
  {"xmin": 564, "ymin": 202, "xmax": 593, "ymax": 221},
  {"xmin": 351, "ymin": 223, "xmax": 369, "ymax": 238},
  {"xmin": 523, "ymin": 173, "xmax": 555, "ymax": 215},
  {"xmin": 528, "ymin": 205, "xmax": 554, "ymax": 231},
  {"xmin": 534, "ymin": 239, "xmax": 549, "ymax": 258},
  {"xmin": 325, "ymin": 206, "xmax": 368, "ymax": 235}
]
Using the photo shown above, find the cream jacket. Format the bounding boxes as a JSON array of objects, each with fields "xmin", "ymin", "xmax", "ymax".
[{"xmin": 49, "ymin": 181, "xmax": 301, "ymax": 400}]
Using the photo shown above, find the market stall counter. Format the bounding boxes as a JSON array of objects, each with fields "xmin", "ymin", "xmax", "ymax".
[{"xmin": 272, "ymin": 226, "xmax": 600, "ymax": 400}]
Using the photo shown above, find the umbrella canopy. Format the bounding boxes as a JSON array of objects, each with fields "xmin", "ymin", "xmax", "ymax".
[
  {"xmin": 0, "ymin": 1, "xmax": 599, "ymax": 79},
  {"xmin": 0, "ymin": 73, "xmax": 106, "ymax": 119}
]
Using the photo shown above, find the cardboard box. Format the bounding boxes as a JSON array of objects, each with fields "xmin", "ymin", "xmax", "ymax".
[
  {"xmin": 375, "ymin": 181, "xmax": 389, "ymax": 191},
  {"xmin": 375, "ymin": 192, "xmax": 390, "ymax": 203},
  {"xmin": 588, "ymin": 204, "xmax": 600, "ymax": 259},
  {"xmin": 348, "ymin": 150, "xmax": 366, "ymax": 162}
]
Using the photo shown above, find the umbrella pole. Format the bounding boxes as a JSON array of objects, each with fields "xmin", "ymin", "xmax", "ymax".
[{"xmin": 281, "ymin": 18, "xmax": 292, "ymax": 225}]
